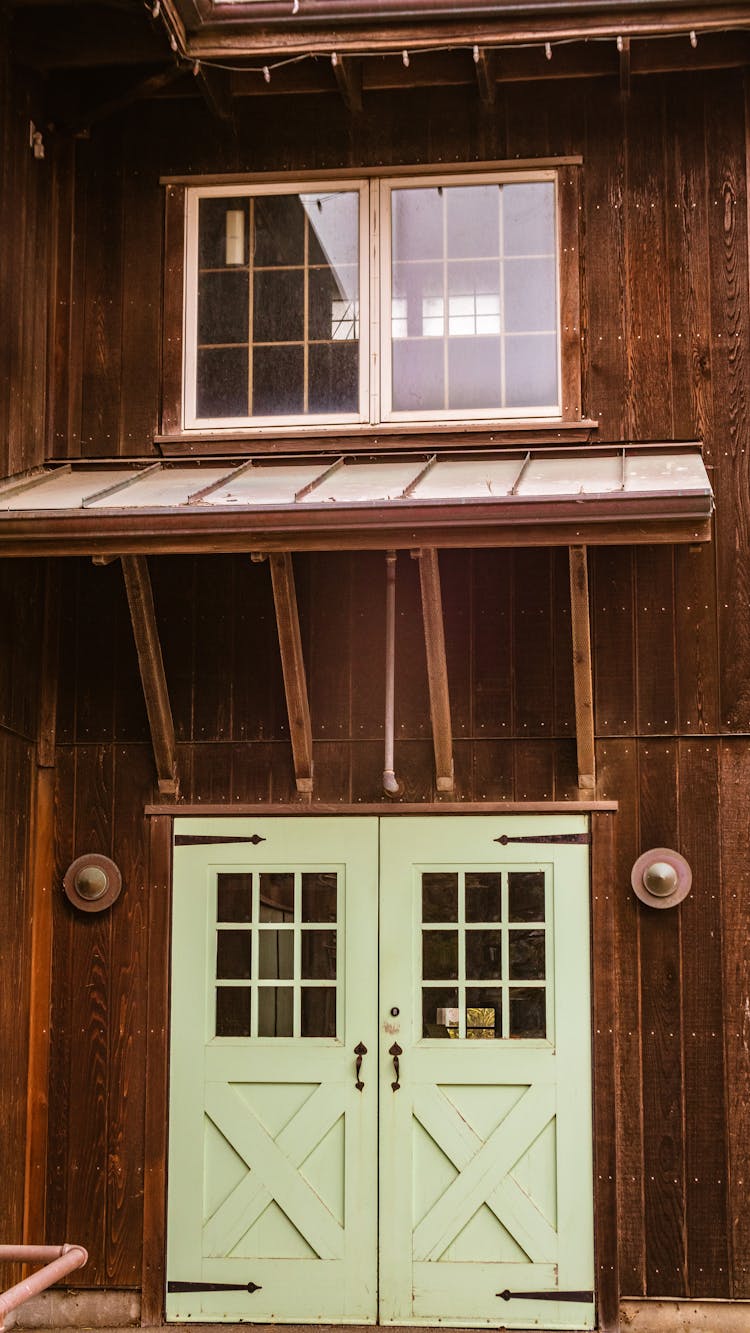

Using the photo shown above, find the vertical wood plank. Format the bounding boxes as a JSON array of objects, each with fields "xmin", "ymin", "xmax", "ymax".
[
  {"xmin": 141, "ymin": 814, "xmax": 172, "ymax": 1326},
  {"xmin": 719, "ymin": 740, "xmax": 750, "ymax": 1298},
  {"xmin": 418, "ymin": 549, "xmax": 454, "ymax": 793},
  {"xmin": 582, "ymin": 82, "xmax": 628, "ymax": 437},
  {"xmin": 161, "ymin": 185, "xmax": 185, "ymax": 436},
  {"xmin": 678, "ymin": 740, "xmax": 729, "ymax": 1297},
  {"xmin": 638, "ymin": 740, "xmax": 687, "ymax": 1297},
  {"xmin": 44, "ymin": 744, "xmax": 75, "ymax": 1247},
  {"xmin": 79, "ymin": 128, "xmax": 124, "ymax": 457},
  {"xmin": 513, "ymin": 549, "xmax": 553, "ymax": 739},
  {"xmin": 473, "ymin": 549, "xmax": 513, "ymax": 740},
  {"xmin": 569, "ymin": 545, "xmax": 595, "ymax": 790},
  {"xmin": 119, "ymin": 123, "xmax": 161, "ymax": 455},
  {"xmin": 591, "ymin": 810, "xmax": 620, "ymax": 1333},
  {"xmin": 635, "ymin": 548, "xmax": 677, "ymax": 737},
  {"xmin": 270, "ymin": 552, "xmax": 314, "ymax": 793}
]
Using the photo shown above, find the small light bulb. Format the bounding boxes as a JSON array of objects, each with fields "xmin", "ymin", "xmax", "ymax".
[
  {"xmin": 616, "ymin": 35, "xmax": 623, "ymax": 52},
  {"xmin": 689, "ymin": 29, "xmax": 698, "ymax": 47},
  {"xmin": 192, "ymin": 60, "xmax": 200, "ymax": 76},
  {"xmin": 545, "ymin": 41, "xmax": 552, "ymax": 60},
  {"xmin": 331, "ymin": 51, "xmax": 338, "ymax": 67},
  {"xmin": 263, "ymin": 65, "xmax": 271, "ymax": 83},
  {"xmin": 169, "ymin": 32, "xmax": 178, "ymax": 50},
  {"xmin": 402, "ymin": 49, "xmax": 410, "ymax": 67},
  {"xmin": 151, "ymin": 0, "xmax": 160, "ymax": 15},
  {"xmin": 472, "ymin": 44, "xmax": 479, "ymax": 63}
]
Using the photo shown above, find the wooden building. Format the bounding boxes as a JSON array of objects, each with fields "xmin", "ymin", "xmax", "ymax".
[{"xmin": 1, "ymin": 1, "xmax": 749, "ymax": 1329}]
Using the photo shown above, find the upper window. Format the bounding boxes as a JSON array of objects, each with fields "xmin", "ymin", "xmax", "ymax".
[{"xmin": 179, "ymin": 169, "xmax": 579, "ymax": 432}]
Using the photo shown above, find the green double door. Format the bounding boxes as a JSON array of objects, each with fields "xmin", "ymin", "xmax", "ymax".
[{"xmin": 167, "ymin": 816, "xmax": 594, "ymax": 1330}]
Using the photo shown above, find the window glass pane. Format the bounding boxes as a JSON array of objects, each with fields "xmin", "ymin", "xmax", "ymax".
[
  {"xmin": 504, "ymin": 333, "xmax": 558, "ymax": 408},
  {"xmin": 217, "ymin": 873, "xmax": 252, "ymax": 923},
  {"xmin": 504, "ymin": 257, "xmax": 557, "ymax": 334},
  {"xmin": 253, "ymin": 271, "xmax": 304, "ymax": 343},
  {"xmin": 509, "ymin": 987, "xmax": 546, "ymax": 1038},
  {"xmin": 465, "ymin": 930, "xmax": 503, "ymax": 980},
  {"xmin": 423, "ymin": 930, "xmax": 459, "ymax": 980},
  {"xmin": 196, "ymin": 348, "xmax": 248, "ymax": 418},
  {"xmin": 466, "ymin": 988, "xmax": 503, "ymax": 1039},
  {"xmin": 392, "ymin": 188, "xmax": 443, "ymax": 261},
  {"xmin": 446, "ymin": 185, "xmax": 500, "ymax": 259},
  {"xmin": 509, "ymin": 929, "xmax": 546, "ymax": 980},
  {"xmin": 252, "ymin": 345, "xmax": 305, "ymax": 416},
  {"xmin": 199, "ymin": 196, "xmax": 250, "ymax": 269},
  {"xmin": 301, "ymin": 987, "xmax": 336, "ymax": 1037},
  {"xmin": 216, "ymin": 930, "xmax": 252, "ymax": 980},
  {"xmin": 508, "ymin": 871, "xmax": 545, "ymax": 922},
  {"xmin": 503, "ymin": 181, "xmax": 555, "ymax": 257},
  {"xmin": 465, "ymin": 872, "xmax": 501, "ymax": 922},
  {"xmin": 198, "ymin": 270, "xmax": 249, "ymax": 346},
  {"xmin": 423, "ymin": 987, "xmax": 459, "ymax": 1037},
  {"xmin": 309, "ymin": 267, "xmax": 358, "ymax": 340},
  {"xmin": 447, "ymin": 337, "xmax": 501, "ymax": 410},
  {"xmin": 258, "ymin": 929, "xmax": 294, "ymax": 980},
  {"xmin": 422, "ymin": 872, "xmax": 458, "ymax": 923},
  {"xmin": 254, "ymin": 195, "xmax": 305, "ymax": 267},
  {"xmin": 392, "ymin": 340, "xmax": 443, "ymax": 411},
  {"xmin": 216, "ymin": 987, "xmax": 251, "ymax": 1037},
  {"xmin": 301, "ymin": 872, "xmax": 337, "ymax": 922},
  {"xmin": 259, "ymin": 873, "xmax": 294, "ymax": 922},
  {"xmin": 301, "ymin": 929, "xmax": 337, "ymax": 979},
  {"xmin": 304, "ymin": 192, "xmax": 359, "ymax": 269},
  {"xmin": 258, "ymin": 986, "xmax": 294, "ymax": 1037},
  {"xmin": 308, "ymin": 343, "xmax": 359, "ymax": 413}
]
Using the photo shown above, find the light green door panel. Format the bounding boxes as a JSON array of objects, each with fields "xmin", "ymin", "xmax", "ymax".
[
  {"xmin": 167, "ymin": 817, "xmax": 379, "ymax": 1323},
  {"xmin": 378, "ymin": 815, "xmax": 595, "ymax": 1330}
]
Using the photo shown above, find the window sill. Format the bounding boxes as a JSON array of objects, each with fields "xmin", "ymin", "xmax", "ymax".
[{"xmin": 157, "ymin": 417, "xmax": 599, "ymax": 457}]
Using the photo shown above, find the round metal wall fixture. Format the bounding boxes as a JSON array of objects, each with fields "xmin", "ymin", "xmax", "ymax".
[
  {"xmin": 63, "ymin": 854, "xmax": 122, "ymax": 913},
  {"xmin": 631, "ymin": 847, "xmax": 692, "ymax": 910}
]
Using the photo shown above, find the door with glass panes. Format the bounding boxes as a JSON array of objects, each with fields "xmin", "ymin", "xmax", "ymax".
[{"xmin": 167, "ymin": 815, "xmax": 594, "ymax": 1329}]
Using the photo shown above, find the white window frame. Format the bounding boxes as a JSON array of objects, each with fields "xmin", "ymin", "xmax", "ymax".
[{"xmin": 182, "ymin": 169, "xmax": 563, "ymax": 432}]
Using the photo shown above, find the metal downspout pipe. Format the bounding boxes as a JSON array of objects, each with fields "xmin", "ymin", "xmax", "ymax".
[{"xmin": 383, "ymin": 551, "xmax": 402, "ymax": 798}]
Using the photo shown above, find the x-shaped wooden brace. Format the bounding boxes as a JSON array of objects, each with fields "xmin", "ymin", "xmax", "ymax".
[
  {"xmin": 203, "ymin": 1083, "xmax": 345, "ymax": 1260},
  {"xmin": 412, "ymin": 1083, "xmax": 558, "ymax": 1264}
]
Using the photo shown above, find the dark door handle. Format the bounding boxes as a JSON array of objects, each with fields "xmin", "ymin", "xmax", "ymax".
[
  {"xmin": 354, "ymin": 1041, "xmax": 367, "ymax": 1090},
  {"xmin": 389, "ymin": 1042, "xmax": 402, "ymax": 1091}
]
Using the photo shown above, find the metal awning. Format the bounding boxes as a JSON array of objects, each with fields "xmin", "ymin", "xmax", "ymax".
[{"xmin": 0, "ymin": 444, "xmax": 712, "ymax": 555}]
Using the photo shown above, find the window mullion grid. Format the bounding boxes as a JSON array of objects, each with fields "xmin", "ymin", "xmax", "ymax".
[
  {"xmin": 250, "ymin": 870, "xmax": 259, "ymax": 1038},
  {"xmin": 247, "ymin": 196, "xmax": 255, "ymax": 417},
  {"xmin": 442, "ymin": 191, "xmax": 449, "ymax": 412},
  {"xmin": 499, "ymin": 186, "xmax": 506, "ymax": 411},
  {"xmin": 293, "ymin": 871, "xmax": 301, "ymax": 1038},
  {"xmin": 303, "ymin": 215, "xmax": 310, "ymax": 414}
]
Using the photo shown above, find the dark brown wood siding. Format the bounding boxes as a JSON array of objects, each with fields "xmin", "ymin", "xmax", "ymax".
[{"xmin": 0, "ymin": 54, "xmax": 748, "ymax": 1309}]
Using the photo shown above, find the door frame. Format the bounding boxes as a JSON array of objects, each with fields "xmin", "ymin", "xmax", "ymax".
[{"xmin": 141, "ymin": 803, "xmax": 619, "ymax": 1333}]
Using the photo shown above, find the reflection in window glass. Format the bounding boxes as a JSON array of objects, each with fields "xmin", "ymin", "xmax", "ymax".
[
  {"xmin": 258, "ymin": 986, "xmax": 294, "ymax": 1038},
  {"xmin": 423, "ymin": 987, "xmax": 459, "ymax": 1038},
  {"xmin": 216, "ymin": 987, "xmax": 251, "ymax": 1038},
  {"xmin": 509, "ymin": 929, "xmax": 546, "ymax": 980},
  {"xmin": 423, "ymin": 930, "xmax": 459, "ymax": 980},
  {"xmin": 509, "ymin": 987, "xmax": 546, "ymax": 1039},
  {"xmin": 422, "ymin": 872, "xmax": 458, "ymax": 923},
  {"xmin": 466, "ymin": 989, "xmax": 503, "ymax": 1039},
  {"xmin": 301, "ymin": 987, "xmax": 336, "ymax": 1037}
]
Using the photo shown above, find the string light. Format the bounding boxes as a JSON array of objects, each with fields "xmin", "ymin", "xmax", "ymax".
[
  {"xmin": 331, "ymin": 51, "xmax": 338, "ymax": 67},
  {"xmin": 616, "ymin": 35, "xmax": 624, "ymax": 52},
  {"xmin": 545, "ymin": 41, "xmax": 552, "ymax": 59},
  {"xmin": 292, "ymin": 0, "xmax": 299, "ymax": 11},
  {"xmin": 689, "ymin": 29, "xmax": 698, "ymax": 47},
  {"xmin": 263, "ymin": 65, "xmax": 271, "ymax": 82},
  {"xmin": 192, "ymin": 60, "xmax": 200, "ymax": 75},
  {"xmin": 150, "ymin": 0, "xmax": 160, "ymax": 14},
  {"xmin": 402, "ymin": 49, "xmax": 410, "ymax": 66},
  {"xmin": 169, "ymin": 32, "xmax": 178, "ymax": 51},
  {"xmin": 472, "ymin": 44, "xmax": 479, "ymax": 63}
]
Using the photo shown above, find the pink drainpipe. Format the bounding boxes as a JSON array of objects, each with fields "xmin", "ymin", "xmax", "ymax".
[{"xmin": 0, "ymin": 1245, "xmax": 88, "ymax": 1333}]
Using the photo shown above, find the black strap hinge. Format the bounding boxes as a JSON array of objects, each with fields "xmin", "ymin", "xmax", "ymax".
[
  {"xmin": 494, "ymin": 833, "xmax": 590, "ymax": 846},
  {"xmin": 497, "ymin": 1288, "xmax": 593, "ymax": 1302},
  {"xmin": 168, "ymin": 1281, "xmax": 262, "ymax": 1294}
]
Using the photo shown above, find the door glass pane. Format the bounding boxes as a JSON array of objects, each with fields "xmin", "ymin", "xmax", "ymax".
[
  {"xmin": 423, "ymin": 930, "xmax": 458, "ymax": 979},
  {"xmin": 216, "ymin": 987, "xmax": 251, "ymax": 1037},
  {"xmin": 217, "ymin": 873, "xmax": 252, "ymax": 922},
  {"xmin": 259, "ymin": 929, "xmax": 294, "ymax": 979},
  {"xmin": 422, "ymin": 872, "xmax": 458, "ymax": 922},
  {"xmin": 216, "ymin": 930, "xmax": 252, "ymax": 980},
  {"xmin": 465, "ymin": 930, "xmax": 502, "ymax": 980},
  {"xmin": 301, "ymin": 929, "xmax": 337, "ymax": 979},
  {"xmin": 466, "ymin": 988, "xmax": 502, "ymax": 1039},
  {"xmin": 259, "ymin": 873, "xmax": 294, "ymax": 922},
  {"xmin": 465, "ymin": 872, "xmax": 501, "ymax": 921},
  {"xmin": 423, "ymin": 987, "xmax": 459, "ymax": 1037},
  {"xmin": 509, "ymin": 929, "xmax": 546, "ymax": 980},
  {"xmin": 508, "ymin": 871, "xmax": 545, "ymax": 921},
  {"xmin": 258, "ymin": 986, "xmax": 294, "ymax": 1037},
  {"xmin": 509, "ymin": 987, "xmax": 546, "ymax": 1038},
  {"xmin": 301, "ymin": 872, "xmax": 337, "ymax": 922},
  {"xmin": 301, "ymin": 987, "xmax": 336, "ymax": 1037}
]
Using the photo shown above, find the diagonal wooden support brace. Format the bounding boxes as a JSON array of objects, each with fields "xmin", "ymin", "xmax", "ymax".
[
  {"xmin": 269, "ymin": 552, "xmax": 314, "ymax": 796},
  {"xmin": 417, "ymin": 548, "xmax": 454, "ymax": 794},
  {"xmin": 568, "ymin": 545, "xmax": 596, "ymax": 793},
  {"xmin": 121, "ymin": 555, "xmax": 179, "ymax": 797}
]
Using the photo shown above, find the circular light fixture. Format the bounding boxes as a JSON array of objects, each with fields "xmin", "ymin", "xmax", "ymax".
[
  {"xmin": 63, "ymin": 854, "xmax": 122, "ymax": 914},
  {"xmin": 631, "ymin": 848, "xmax": 691, "ymax": 910}
]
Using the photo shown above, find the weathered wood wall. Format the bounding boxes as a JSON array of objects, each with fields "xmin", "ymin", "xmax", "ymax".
[{"xmin": 2, "ymin": 56, "xmax": 749, "ymax": 1309}]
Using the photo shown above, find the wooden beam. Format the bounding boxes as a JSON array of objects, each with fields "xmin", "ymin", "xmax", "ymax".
[
  {"xmin": 268, "ymin": 553, "xmax": 314, "ymax": 795},
  {"xmin": 619, "ymin": 35, "xmax": 632, "ymax": 95},
  {"xmin": 22, "ymin": 563, "xmax": 60, "ymax": 1253},
  {"xmin": 120, "ymin": 555, "xmax": 179, "ymax": 797},
  {"xmin": 473, "ymin": 46, "xmax": 496, "ymax": 107},
  {"xmin": 193, "ymin": 62, "xmax": 235, "ymax": 121},
  {"xmin": 569, "ymin": 545, "xmax": 596, "ymax": 792},
  {"xmin": 332, "ymin": 54, "xmax": 362, "ymax": 114},
  {"xmin": 417, "ymin": 548, "xmax": 454, "ymax": 794},
  {"xmin": 67, "ymin": 64, "xmax": 189, "ymax": 134},
  {"xmin": 591, "ymin": 811, "xmax": 620, "ymax": 1332}
]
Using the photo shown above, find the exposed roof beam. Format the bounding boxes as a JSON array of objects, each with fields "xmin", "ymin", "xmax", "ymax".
[
  {"xmin": 268, "ymin": 552, "xmax": 314, "ymax": 796},
  {"xmin": 417, "ymin": 548, "xmax": 454, "ymax": 794},
  {"xmin": 120, "ymin": 554, "xmax": 179, "ymax": 797},
  {"xmin": 568, "ymin": 545, "xmax": 596, "ymax": 792},
  {"xmin": 10, "ymin": 10, "xmax": 168, "ymax": 68},
  {"xmin": 619, "ymin": 34, "xmax": 632, "ymax": 94},
  {"xmin": 332, "ymin": 53, "xmax": 363, "ymax": 114},
  {"xmin": 193, "ymin": 62, "xmax": 235, "ymax": 120},
  {"xmin": 67, "ymin": 64, "xmax": 189, "ymax": 134}
]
